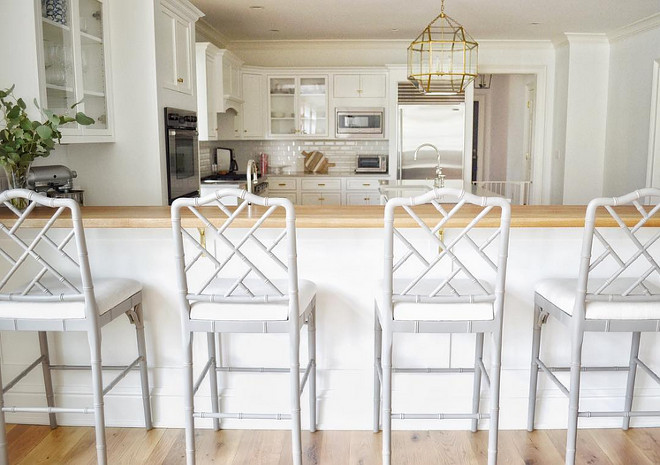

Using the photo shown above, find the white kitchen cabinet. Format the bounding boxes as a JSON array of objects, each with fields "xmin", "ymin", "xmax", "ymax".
[
  {"xmin": 346, "ymin": 192, "xmax": 380, "ymax": 205},
  {"xmin": 268, "ymin": 76, "xmax": 328, "ymax": 137},
  {"xmin": 36, "ymin": 0, "xmax": 114, "ymax": 142},
  {"xmin": 158, "ymin": 0, "xmax": 201, "ymax": 96},
  {"xmin": 301, "ymin": 192, "xmax": 341, "ymax": 206},
  {"xmin": 333, "ymin": 73, "xmax": 386, "ymax": 99},
  {"xmin": 217, "ymin": 108, "xmax": 242, "ymax": 140},
  {"xmin": 241, "ymin": 72, "xmax": 265, "ymax": 138},
  {"xmin": 219, "ymin": 50, "xmax": 243, "ymax": 110},
  {"xmin": 195, "ymin": 42, "xmax": 219, "ymax": 140}
]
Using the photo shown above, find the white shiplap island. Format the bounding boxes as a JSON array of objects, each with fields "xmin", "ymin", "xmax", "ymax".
[{"xmin": 2, "ymin": 205, "xmax": 660, "ymax": 432}]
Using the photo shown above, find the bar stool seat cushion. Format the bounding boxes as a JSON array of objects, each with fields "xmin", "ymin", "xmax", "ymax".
[
  {"xmin": 190, "ymin": 278, "xmax": 316, "ymax": 321},
  {"xmin": 376, "ymin": 279, "xmax": 494, "ymax": 321},
  {"xmin": 0, "ymin": 278, "xmax": 142, "ymax": 320},
  {"xmin": 535, "ymin": 278, "xmax": 660, "ymax": 320}
]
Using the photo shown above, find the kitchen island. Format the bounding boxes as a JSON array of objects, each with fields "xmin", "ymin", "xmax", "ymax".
[{"xmin": 1, "ymin": 204, "xmax": 660, "ymax": 432}]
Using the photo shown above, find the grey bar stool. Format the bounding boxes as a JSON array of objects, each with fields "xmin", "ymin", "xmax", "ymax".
[
  {"xmin": 374, "ymin": 188, "xmax": 511, "ymax": 465},
  {"xmin": 0, "ymin": 189, "xmax": 152, "ymax": 465},
  {"xmin": 171, "ymin": 188, "xmax": 317, "ymax": 465},
  {"xmin": 528, "ymin": 187, "xmax": 660, "ymax": 465}
]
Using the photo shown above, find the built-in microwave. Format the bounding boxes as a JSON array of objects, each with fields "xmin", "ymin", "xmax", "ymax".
[{"xmin": 335, "ymin": 108, "xmax": 384, "ymax": 138}]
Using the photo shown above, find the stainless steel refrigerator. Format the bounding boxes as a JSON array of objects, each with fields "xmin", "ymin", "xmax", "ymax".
[{"xmin": 397, "ymin": 103, "xmax": 465, "ymax": 181}]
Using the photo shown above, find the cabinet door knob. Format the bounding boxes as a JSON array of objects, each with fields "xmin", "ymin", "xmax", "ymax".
[{"xmin": 177, "ymin": 78, "xmax": 184, "ymax": 83}]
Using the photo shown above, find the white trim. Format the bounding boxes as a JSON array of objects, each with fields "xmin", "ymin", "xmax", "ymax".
[
  {"xmin": 195, "ymin": 18, "xmax": 230, "ymax": 47},
  {"xmin": 564, "ymin": 32, "xmax": 609, "ymax": 45},
  {"xmin": 159, "ymin": 0, "xmax": 204, "ymax": 22},
  {"xmin": 609, "ymin": 13, "xmax": 660, "ymax": 43},
  {"xmin": 646, "ymin": 60, "xmax": 660, "ymax": 188}
]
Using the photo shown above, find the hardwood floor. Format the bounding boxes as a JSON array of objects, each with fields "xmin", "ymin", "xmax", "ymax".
[{"xmin": 5, "ymin": 424, "xmax": 660, "ymax": 464}]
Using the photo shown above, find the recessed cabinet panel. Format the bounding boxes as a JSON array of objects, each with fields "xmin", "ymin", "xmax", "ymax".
[
  {"xmin": 301, "ymin": 192, "xmax": 341, "ymax": 205},
  {"xmin": 174, "ymin": 18, "xmax": 192, "ymax": 94},
  {"xmin": 346, "ymin": 192, "xmax": 380, "ymax": 205},
  {"xmin": 333, "ymin": 74, "xmax": 361, "ymax": 98},
  {"xmin": 158, "ymin": 7, "xmax": 178, "ymax": 91},
  {"xmin": 242, "ymin": 73, "xmax": 264, "ymax": 138},
  {"xmin": 359, "ymin": 74, "xmax": 386, "ymax": 98},
  {"xmin": 333, "ymin": 73, "xmax": 386, "ymax": 99}
]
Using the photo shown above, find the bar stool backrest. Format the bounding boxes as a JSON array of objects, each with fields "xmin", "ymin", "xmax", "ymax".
[
  {"xmin": 171, "ymin": 189, "xmax": 299, "ymax": 320},
  {"xmin": 383, "ymin": 188, "xmax": 511, "ymax": 315},
  {"xmin": 576, "ymin": 187, "xmax": 660, "ymax": 315},
  {"xmin": 0, "ymin": 189, "xmax": 97, "ymax": 319}
]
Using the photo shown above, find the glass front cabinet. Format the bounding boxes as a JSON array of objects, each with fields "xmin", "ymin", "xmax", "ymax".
[
  {"xmin": 36, "ymin": 0, "xmax": 113, "ymax": 142},
  {"xmin": 268, "ymin": 76, "xmax": 327, "ymax": 138}
]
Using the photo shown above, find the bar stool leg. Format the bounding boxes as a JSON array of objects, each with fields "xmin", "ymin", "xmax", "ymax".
[
  {"xmin": 134, "ymin": 304, "xmax": 153, "ymax": 430},
  {"xmin": 487, "ymin": 330, "xmax": 502, "ymax": 465},
  {"xmin": 623, "ymin": 331, "xmax": 641, "ymax": 430},
  {"xmin": 38, "ymin": 331, "xmax": 57, "ymax": 429},
  {"xmin": 206, "ymin": 332, "xmax": 220, "ymax": 431},
  {"xmin": 88, "ymin": 328, "xmax": 108, "ymax": 465},
  {"xmin": 373, "ymin": 308, "xmax": 382, "ymax": 433},
  {"xmin": 308, "ymin": 305, "xmax": 317, "ymax": 433},
  {"xmin": 381, "ymin": 328, "xmax": 393, "ymax": 465},
  {"xmin": 0, "ymin": 364, "xmax": 8, "ymax": 465},
  {"xmin": 527, "ymin": 304, "xmax": 543, "ymax": 431},
  {"xmin": 471, "ymin": 332, "xmax": 484, "ymax": 433},
  {"xmin": 183, "ymin": 331, "xmax": 196, "ymax": 465},
  {"xmin": 290, "ymin": 324, "xmax": 302, "ymax": 465},
  {"xmin": 565, "ymin": 321, "xmax": 585, "ymax": 465}
]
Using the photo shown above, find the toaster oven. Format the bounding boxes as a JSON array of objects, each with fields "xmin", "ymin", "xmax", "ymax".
[{"xmin": 355, "ymin": 154, "xmax": 388, "ymax": 173}]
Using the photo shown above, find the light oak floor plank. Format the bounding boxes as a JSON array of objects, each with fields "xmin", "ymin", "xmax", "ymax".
[{"xmin": 6, "ymin": 425, "xmax": 660, "ymax": 464}]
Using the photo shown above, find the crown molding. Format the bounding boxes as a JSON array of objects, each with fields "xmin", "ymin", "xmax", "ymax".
[
  {"xmin": 196, "ymin": 18, "xmax": 230, "ymax": 48},
  {"xmin": 563, "ymin": 32, "xmax": 609, "ymax": 45},
  {"xmin": 228, "ymin": 38, "xmax": 552, "ymax": 52},
  {"xmin": 609, "ymin": 13, "xmax": 660, "ymax": 43},
  {"xmin": 160, "ymin": 0, "xmax": 203, "ymax": 22}
]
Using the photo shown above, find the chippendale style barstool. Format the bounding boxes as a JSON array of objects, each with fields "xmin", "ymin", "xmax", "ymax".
[
  {"xmin": 374, "ymin": 188, "xmax": 511, "ymax": 465},
  {"xmin": 528, "ymin": 188, "xmax": 660, "ymax": 465},
  {"xmin": 0, "ymin": 190, "xmax": 152, "ymax": 465},
  {"xmin": 171, "ymin": 188, "xmax": 317, "ymax": 465}
]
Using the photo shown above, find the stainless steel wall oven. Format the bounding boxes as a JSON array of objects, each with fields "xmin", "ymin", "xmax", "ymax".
[{"xmin": 165, "ymin": 107, "xmax": 199, "ymax": 204}]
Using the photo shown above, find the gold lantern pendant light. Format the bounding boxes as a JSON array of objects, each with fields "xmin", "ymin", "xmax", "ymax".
[{"xmin": 407, "ymin": 0, "xmax": 478, "ymax": 95}]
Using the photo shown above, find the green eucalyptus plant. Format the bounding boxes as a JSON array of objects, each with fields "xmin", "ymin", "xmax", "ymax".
[{"xmin": 0, "ymin": 84, "xmax": 94, "ymax": 209}]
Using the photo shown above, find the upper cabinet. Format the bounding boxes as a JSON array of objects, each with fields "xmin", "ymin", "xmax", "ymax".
[
  {"xmin": 333, "ymin": 73, "xmax": 387, "ymax": 99},
  {"xmin": 157, "ymin": 0, "xmax": 203, "ymax": 96},
  {"xmin": 36, "ymin": 0, "xmax": 114, "ymax": 142},
  {"xmin": 268, "ymin": 76, "xmax": 328, "ymax": 138},
  {"xmin": 219, "ymin": 50, "xmax": 243, "ymax": 110},
  {"xmin": 241, "ymin": 72, "xmax": 265, "ymax": 139}
]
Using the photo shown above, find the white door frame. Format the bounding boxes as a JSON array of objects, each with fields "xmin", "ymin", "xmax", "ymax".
[{"xmin": 646, "ymin": 59, "xmax": 660, "ymax": 188}]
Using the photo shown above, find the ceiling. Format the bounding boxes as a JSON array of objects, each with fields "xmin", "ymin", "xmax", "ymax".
[{"xmin": 190, "ymin": 0, "xmax": 660, "ymax": 42}]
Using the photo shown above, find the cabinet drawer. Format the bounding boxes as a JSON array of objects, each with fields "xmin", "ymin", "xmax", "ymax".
[
  {"xmin": 301, "ymin": 192, "xmax": 342, "ymax": 206},
  {"xmin": 270, "ymin": 191, "xmax": 298, "ymax": 204},
  {"xmin": 301, "ymin": 179, "xmax": 341, "ymax": 191},
  {"xmin": 346, "ymin": 192, "xmax": 381, "ymax": 206},
  {"xmin": 346, "ymin": 178, "xmax": 383, "ymax": 191},
  {"xmin": 269, "ymin": 178, "xmax": 298, "ymax": 190}
]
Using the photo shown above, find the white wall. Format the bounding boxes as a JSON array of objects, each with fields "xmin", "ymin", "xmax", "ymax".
[
  {"xmin": 561, "ymin": 34, "xmax": 610, "ymax": 204},
  {"xmin": 551, "ymin": 41, "xmax": 569, "ymax": 204},
  {"xmin": 604, "ymin": 20, "xmax": 660, "ymax": 196}
]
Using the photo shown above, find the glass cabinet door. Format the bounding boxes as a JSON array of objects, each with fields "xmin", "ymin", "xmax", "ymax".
[
  {"xmin": 38, "ymin": 0, "xmax": 112, "ymax": 140},
  {"xmin": 78, "ymin": 0, "xmax": 108, "ymax": 130},
  {"xmin": 298, "ymin": 77, "xmax": 327, "ymax": 136},
  {"xmin": 269, "ymin": 77, "xmax": 296, "ymax": 135},
  {"xmin": 41, "ymin": 0, "xmax": 77, "ymax": 128}
]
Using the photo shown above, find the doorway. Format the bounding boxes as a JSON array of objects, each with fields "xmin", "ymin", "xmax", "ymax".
[{"xmin": 472, "ymin": 74, "xmax": 536, "ymax": 204}]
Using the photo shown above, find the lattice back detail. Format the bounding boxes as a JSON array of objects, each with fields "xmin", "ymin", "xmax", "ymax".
[
  {"xmin": 384, "ymin": 188, "xmax": 511, "ymax": 305},
  {"xmin": 582, "ymin": 188, "xmax": 660, "ymax": 301},
  {"xmin": 172, "ymin": 189, "xmax": 298, "ymax": 305},
  {"xmin": 0, "ymin": 190, "xmax": 88, "ymax": 303}
]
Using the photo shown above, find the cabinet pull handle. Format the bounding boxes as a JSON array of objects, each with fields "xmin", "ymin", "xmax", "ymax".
[
  {"xmin": 364, "ymin": 197, "xmax": 369, "ymax": 201},
  {"xmin": 318, "ymin": 183, "xmax": 325, "ymax": 186},
  {"xmin": 177, "ymin": 78, "xmax": 184, "ymax": 83},
  {"xmin": 319, "ymin": 197, "xmax": 325, "ymax": 201},
  {"xmin": 362, "ymin": 183, "xmax": 370, "ymax": 186},
  {"xmin": 278, "ymin": 183, "xmax": 286, "ymax": 186}
]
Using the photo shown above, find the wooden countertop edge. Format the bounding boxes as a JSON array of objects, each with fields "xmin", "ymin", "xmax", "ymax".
[{"xmin": 1, "ymin": 205, "xmax": 659, "ymax": 229}]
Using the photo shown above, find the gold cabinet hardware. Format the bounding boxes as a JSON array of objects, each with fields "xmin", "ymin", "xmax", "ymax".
[
  {"xmin": 318, "ymin": 183, "xmax": 325, "ymax": 186},
  {"xmin": 177, "ymin": 77, "xmax": 184, "ymax": 83},
  {"xmin": 364, "ymin": 197, "xmax": 369, "ymax": 201},
  {"xmin": 318, "ymin": 197, "xmax": 325, "ymax": 201},
  {"xmin": 278, "ymin": 183, "xmax": 286, "ymax": 186},
  {"xmin": 198, "ymin": 228, "xmax": 206, "ymax": 255},
  {"xmin": 363, "ymin": 183, "xmax": 370, "ymax": 186}
]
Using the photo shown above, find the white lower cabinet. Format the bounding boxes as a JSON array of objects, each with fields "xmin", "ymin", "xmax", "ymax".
[
  {"xmin": 346, "ymin": 192, "xmax": 380, "ymax": 205},
  {"xmin": 268, "ymin": 176, "xmax": 386, "ymax": 205},
  {"xmin": 301, "ymin": 192, "xmax": 342, "ymax": 206}
]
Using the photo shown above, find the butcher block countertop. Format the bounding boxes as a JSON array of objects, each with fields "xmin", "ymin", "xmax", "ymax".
[{"xmin": 1, "ymin": 205, "xmax": 659, "ymax": 229}]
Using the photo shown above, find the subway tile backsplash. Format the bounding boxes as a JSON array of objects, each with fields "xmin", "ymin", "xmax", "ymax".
[{"xmin": 200, "ymin": 139, "xmax": 389, "ymax": 177}]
